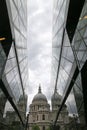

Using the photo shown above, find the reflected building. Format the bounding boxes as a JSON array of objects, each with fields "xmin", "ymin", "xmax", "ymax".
[
  {"xmin": 0, "ymin": 89, "xmax": 7, "ymax": 130},
  {"xmin": 0, "ymin": 89, "xmax": 7, "ymax": 120},
  {"xmin": 5, "ymin": 94, "xmax": 28, "ymax": 129}
]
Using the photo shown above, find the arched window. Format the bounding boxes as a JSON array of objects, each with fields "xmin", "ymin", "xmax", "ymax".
[{"xmin": 42, "ymin": 114, "xmax": 45, "ymax": 120}]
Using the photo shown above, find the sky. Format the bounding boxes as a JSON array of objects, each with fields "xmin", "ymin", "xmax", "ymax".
[{"xmin": 26, "ymin": 0, "xmax": 53, "ymax": 107}]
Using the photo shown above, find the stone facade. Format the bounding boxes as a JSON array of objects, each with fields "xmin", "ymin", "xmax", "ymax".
[{"xmin": 28, "ymin": 86, "xmax": 69, "ymax": 130}]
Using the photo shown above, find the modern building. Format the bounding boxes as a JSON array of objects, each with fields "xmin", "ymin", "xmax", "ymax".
[
  {"xmin": 0, "ymin": 0, "xmax": 28, "ymax": 129},
  {"xmin": 52, "ymin": 0, "xmax": 87, "ymax": 129},
  {"xmin": 28, "ymin": 85, "xmax": 69, "ymax": 130}
]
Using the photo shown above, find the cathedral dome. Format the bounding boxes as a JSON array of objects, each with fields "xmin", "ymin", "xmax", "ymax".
[
  {"xmin": 51, "ymin": 88, "xmax": 62, "ymax": 101},
  {"xmin": 19, "ymin": 94, "xmax": 27, "ymax": 102},
  {"xmin": 32, "ymin": 85, "xmax": 47, "ymax": 103}
]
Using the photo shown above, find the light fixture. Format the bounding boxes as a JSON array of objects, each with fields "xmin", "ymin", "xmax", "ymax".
[
  {"xmin": 84, "ymin": 15, "xmax": 87, "ymax": 19},
  {"xmin": 79, "ymin": 15, "xmax": 87, "ymax": 20},
  {"xmin": 0, "ymin": 37, "xmax": 6, "ymax": 41}
]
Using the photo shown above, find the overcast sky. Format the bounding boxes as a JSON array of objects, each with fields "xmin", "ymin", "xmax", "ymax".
[{"xmin": 26, "ymin": 0, "xmax": 53, "ymax": 107}]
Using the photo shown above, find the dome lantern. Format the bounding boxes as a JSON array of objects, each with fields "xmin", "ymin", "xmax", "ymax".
[{"xmin": 32, "ymin": 85, "xmax": 47, "ymax": 103}]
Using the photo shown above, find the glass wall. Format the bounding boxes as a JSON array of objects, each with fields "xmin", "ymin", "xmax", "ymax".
[
  {"xmin": 52, "ymin": 0, "xmax": 75, "ymax": 110},
  {"xmin": 71, "ymin": 0, "xmax": 87, "ymax": 127},
  {"xmin": 0, "ymin": 44, "xmax": 6, "ymax": 77},
  {"xmin": 52, "ymin": 0, "xmax": 71, "ymax": 94},
  {"xmin": 0, "ymin": 0, "xmax": 28, "ymax": 130},
  {"xmin": 52, "ymin": 0, "xmax": 87, "ymax": 129},
  {"xmin": 72, "ymin": 0, "xmax": 87, "ymax": 70}
]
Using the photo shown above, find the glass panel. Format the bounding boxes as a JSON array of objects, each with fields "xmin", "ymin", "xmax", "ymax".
[
  {"xmin": 72, "ymin": 1, "xmax": 87, "ymax": 70},
  {"xmin": 0, "ymin": 0, "xmax": 28, "ymax": 128}
]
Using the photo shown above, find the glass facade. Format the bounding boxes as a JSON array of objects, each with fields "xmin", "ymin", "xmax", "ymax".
[
  {"xmin": 52, "ymin": 0, "xmax": 87, "ymax": 129},
  {"xmin": 52, "ymin": 0, "xmax": 73, "ymax": 95},
  {"xmin": 71, "ymin": 0, "xmax": 87, "ymax": 126},
  {"xmin": 72, "ymin": 0, "xmax": 87, "ymax": 70},
  {"xmin": 0, "ymin": 0, "xmax": 28, "ymax": 130}
]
